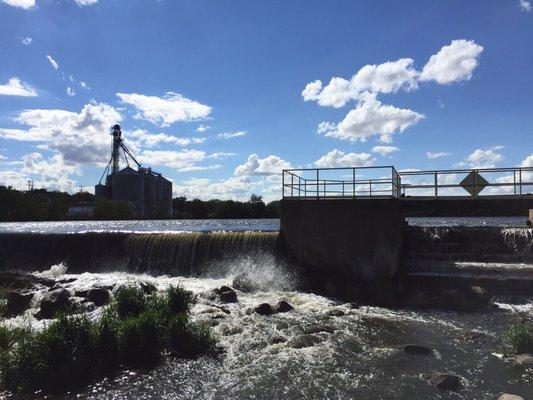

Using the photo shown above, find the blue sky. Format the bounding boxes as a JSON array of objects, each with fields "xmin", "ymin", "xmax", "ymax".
[{"xmin": 0, "ymin": 0, "xmax": 532, "ymax": 200}]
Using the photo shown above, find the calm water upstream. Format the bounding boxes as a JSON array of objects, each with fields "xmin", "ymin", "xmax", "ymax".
[{"xmin": 0, "ymin": 218, "xmax": 531, "ymax": 399}]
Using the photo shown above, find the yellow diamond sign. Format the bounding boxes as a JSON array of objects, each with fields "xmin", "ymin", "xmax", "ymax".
[{"xmin": 460, "ymin": 171, "xmax": 489, "ymax": 196}]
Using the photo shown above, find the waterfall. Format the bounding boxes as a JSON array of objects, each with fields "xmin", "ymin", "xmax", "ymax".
[
  {"xmin": 405, "ymin": 226, "xmax": 533, "ymax": 262},
  {"xmin": 0, "ymin": 232, "xmax": 280, "ymax": 275}
]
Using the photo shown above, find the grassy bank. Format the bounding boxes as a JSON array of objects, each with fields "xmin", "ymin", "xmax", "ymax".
[
  {"xmin": 0, "ymin": 285, "xmax": 216, "ymax": 395},
  {"xmin": 503, "ymin": 320, "xmax": 533, "ymax": 354}
]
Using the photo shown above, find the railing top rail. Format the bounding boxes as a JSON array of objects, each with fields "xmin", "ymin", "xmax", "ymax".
[
  {"xmin": 398, "ymin": 166, "xmax": 533, "ymax": 175},
  {"xmin": 283, "ymin": 165, "xmax": 395, "ymax": 173}
]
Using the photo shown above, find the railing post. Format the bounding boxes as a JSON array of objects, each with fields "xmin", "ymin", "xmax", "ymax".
[
  {"xmin": 316, "ymin": 169, "xmax": 319, "ymax": 199},
  {"xmin": 304, "ymin": 179, "xmax": 307, "ymax": 198},
  {"xmin": 352, "ymin": 168, "xmax": 355, "ymax": 198},
  {"xmin": 474, "ymin": 169, "xmax": 478, "ymax": 197},
  {"xmin": 434, "ymin": 172, "xmax": 438, "ymax": 197},
  {"xmin": 291, "ymin": 174, "xmax": 293, "ymax": 197},
  {"xmin": 323, "ymin": 180, "xmax": 326, "ymax": 197},
  {"xmin": 282, "ymin": 171, "xmax": 285, "ymax": 198},
  {"xmin": 298, "ymin": 176, "xmax": 301, "ymax": 198},
  {"xmin": 342, "ymin": 181, "xmax": 345, "ymax": 197},
  {"xmin": 519, "ymin": 168, "xmax": 522, "ymax": 196},
  {"xmin": 514, "ymin": 171, "xmax": 516, "ymax": 195},
  {"xmin": 369, "ymin": 180, "xmax": 372, "ymax": 197}
]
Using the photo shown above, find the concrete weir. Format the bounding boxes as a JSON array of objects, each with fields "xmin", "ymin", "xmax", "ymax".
[{"xmin": 280, "ymin": 198, "xmax": 403, "ymax": 297}]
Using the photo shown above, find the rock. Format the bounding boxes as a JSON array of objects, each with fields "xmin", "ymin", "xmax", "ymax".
[
  {"xmin": 216, "ymin": 286, "xmax": 234, "ymax": 294},
  {"xmin": 139, "ymin": 281, "xmax": 157, "ymax": 294},
  {"xmin": 219, "ymin": 289, "xmax": 238, "ymax": 304},
  {"xmin": 427, "ymin": 372, "xmax": 462, "ymax": 391},
  {"xmin": 348, "ymin": 302, "xmax": 361, "ymax": 309},
  {"xmin": 439, "ymin": 286, "xmax": 490, "ymax": 311},
  {"xmin": 498, "ymin": 394, "xmax": 524, "ymax": 400},
  {"xmin": 49, "ymin": 283, "xmax": 64, "ymax": 291},
  {"xmin": 514, "ymin": 353, "xmax": 533, "ymax": 366},
  {"xmin": 403, "ymin": 344, "xmax": 432, "ymax": 355},
  {"xmin": 406, "ymin": 290, "xmax": 430, "ymax": 308},
  {"xmin": 5, "ymin": 291, "xmax": 33, "ymax": 317},
  {"xmin": 36, "ymin": 288, "xmax": 71, "ymax": 319},
  {"xmin": 0, "ymin": 271, "xmax": 54, "ymax": 290},
  {"xmin": 58, "ymin": 277, "xmax": 77, "ymax": 284},
  {"xmin": 74, "ymin": 289, "xmax": 89, "ymax": 298},
  {"xmin": 254, "ymin": 303, "xmax": 274, "ymax": 315},
  {"xmin": 328, "ymin": 308, "xmax": 346, "ymax": 316},
  {"xmin": 232, "ymin": 274, "xmax": 260, "ymax": 293},
  {"xmin": 275, "ymin": 300, "xmax": 294, "ymax": 313},
  {"xmin": 271, "ymin": 336, "xmax": 287, "ymax": 344},
  {"xmin": 87, "ymin": 288, "xmax": 110, "ymax": 306},
  {"xmin": 68, "ymin": 296, "xmax": 95, "ymax": 313}
]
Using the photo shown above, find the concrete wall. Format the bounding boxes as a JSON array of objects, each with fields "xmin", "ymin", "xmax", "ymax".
[{"xmin": 280, "ymin": 199, "xmax": 403, "ymax": 296}]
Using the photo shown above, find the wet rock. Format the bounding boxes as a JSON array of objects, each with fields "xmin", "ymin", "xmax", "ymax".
[
  {"xmin": 514, "ymin": 353, "xmax": 533, "ymax": 366},
  {"xmin": 406, "ymin": 290, "xmax": 430, "ymax": 308},
  {"xmin": 36, "ymin": 288, "xmax": 71, "ymax": 320},
  {"xmin": 498, "ymin": 394, "xmax": 524, "ymax": 400},
  {"xmin": 87, "ymin": 288, "xmax": 110, "ymax": 306},
  {"xmin": 348, "ymin": 302, "xmax": 361, "ymax": 309},
  {"xmin": 74, "ymin": 289, "xmax": 89, "ymax": 298},
  {"xmin": 219, "ymin": 289, "xmax": 238, "ymax": 304},
  {"xmin": 215, "ymin": 286, "xmax": 234, "ymax": 294},
  {"xmin": 0, "ymin": 271, "xmax": 54, "ymax": 290},
  {"xmin": 232, "ymin": 274, "xmax": 260, "ymax": 292},
  {"xmin": 403, "ymin": 344, "xmax": 432, "ymax": 355},
  {"xmin": 275, "ymin": 300, "xmax": 294, "ymax": 313},
  {"xmin": 254, "ymin": 303, "xmax": 274, "ymax": 316},
  {"xmin": 304, "ymin": 325, "xmax": 335, "ymax": 334},
  {"xmin": 439, "ymin": 286, "xmax": 490, "ymax": 311},
  {"xmin": 427, "ymin": 372, "xmax": 462, "ymax": 391},
  {"xmin": 5, "ymin": 291, "xmax": 33, "ymax": 317},
  {"xmin": 49, "ymin": 283, "xmax": 64, "ymax": 292},
  {"xmin": 58, "ymin": 277, "xmax": 77, "ymax": 284},
  {"xmin": 271, "ymin": 336, "xmax": 287, "ymax": 344},
  {"xmin": 139, "ymin": 281, "xmax": 157, "ymax": 294},
  {"xmin": 328, "ymin": 308, "xmax": 346, "ymax": 316},
  {"xmin": 68, "ymin": 296, "xmax": 95, "ymax": 313}
]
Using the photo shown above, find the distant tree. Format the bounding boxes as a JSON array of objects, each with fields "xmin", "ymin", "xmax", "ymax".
[
  {"xmin": 249, "ymin": 194, "xmax": 263, "ymax": 203},
  {"xmin": 94, "ymin": 199, "xmax": 133, "ymax": 220}
]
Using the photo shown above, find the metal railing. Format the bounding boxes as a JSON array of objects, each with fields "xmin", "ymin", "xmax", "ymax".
[
  {"xmin": 282, "ymin": 166, "xmax": 533, "ymax": 199},
  {"xmin": 282, "ymin": 166, "xmax": 401, "ymax": 199},
  {"xmin": 398, "ymin": 167, "xmax": 533, "ymax": 198}
]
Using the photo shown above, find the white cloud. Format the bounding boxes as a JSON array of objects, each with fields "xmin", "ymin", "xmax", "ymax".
[
  {"xmin": 235, "ymin": 154, "xmax": 292, "ymax": 176},
  {"xmin": 315, "ymin": 149, "xmax": 374, "ymax": 168},
  {"xmin": 519, "ymin": 0, "xmax": 531, "ymax": 11},
  {"xmin": 372, "ymin": 146, "xmax": 400, "ymax": 156},
  {"xmin": 459, "ymin": 148, "xmax": 504, "ymax": 168},
  {"xmin": 66, "ymin": 86, "xmax": 76, "ymax": 97},
  {"xmin": 174, "ymin": 176, "xmax": 253, "ymax": 201},
  {"xmin": 420, "ymin": 40, "xmax": 484, "ymax": 84},
  {"xmin": 0, "ymin": 77, "xmax": 37, "ymax": 97},
  {"xmin": 317, "ymin": 92, "xmax": 424, "ymax": 143},
  {"xmin": 136, "ymin": 149, "xmax": 219, "ymax": 172},
  {"xmin": 21, "ymin": 36, "xmax": 32, "ymax": 45},
  {"xmin": 22, "ymin": 152, "xmax": 79, "ymax": 177},
  {"xmin": 208, "ymin": 152, "xmax": 236, "ymax": 159},
  {"xmin": 116, "ymin": 91, "xmax": 211, "ymax": 127},
  {"xmin": 302, "ymin": 58, "xmax": 419, "ymax": 108},
  {"xmin": 0, "ymin": 102, "xmax": 122, "ymax": 165},
  {"xmin": 196, "ymin": 124, "xmax": 210, "ymax": 133},
  {"xmin": 127, "ymin": 129, "xmax": 205, "ymax": 148},
  {"xmin": 217, "ymin": 131, "xmax": 246, "ymax": 139},
  {"xmin": 46, "ymin": 54, "xmax": 59, "ymax": 70},
  {"xmin": 80, "ymin": 81, "xmax": 89, "ymax": 89},
  {"xmin": 2, "ymin": 0, "xmax": 35, "ymax": 9},
  {"xmin": 75, "ymin": 0, "xmax": 98, "ymax": 6},
  {"xmin": 426, "ymin": 151, "xmax": 450, "ymax": 159}
]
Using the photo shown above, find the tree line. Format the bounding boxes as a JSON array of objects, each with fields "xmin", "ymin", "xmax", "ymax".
[{"xmin": 0, "ymin": 186, "xmax": 280, "ymax": 221}]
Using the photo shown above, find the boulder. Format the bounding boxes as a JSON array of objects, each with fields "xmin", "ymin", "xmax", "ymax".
[
  {"xmin": 328, "ymin": 308, "xmax": 346, "ymax": 316},
  {"xmin": 58, "ymin": 277, "xmax": 77, "ymax": 284},
  {"xmin": 439, "ymin": 286, "xmax": 490, "ymax": 311},
  {"xmin": 254, "ymin": 303, "xmax": 274, "ymax": 316},
  {"xmin": 87, "ymin": 288, "xmax": 110, "ymax": 306},
  {"xmin": 36, "ymin": 288, "xmax": 71, "ymax": 320},
  {"xmin": 271, "ymin": 336, "xmax": 287, "ymax": 344},
  {"xmin": 232, "ymin": 274, "xmax": 260, "ymax": 293},
  {"xmin": 219, "ymin": 289, "xmax": 238, "ymax": 304},
  {"xmin": 403, "ymin": 344, "xmax": 432, "ymax": 355},
  {"xmin": 5, "ymin": 291, "xmax": 33, "ymax": 317},
  {"xmin": 427, "ymin": 372, "xmax": 462, "ymax": 391},
  {"xmin": 275, "ymin": 300, "xmax": 294, "ymax": 313},
  {"xmin": 68, "ymin": 296, "xmax": 95, "ymax": 313},
  {"xmin": 498, "ymin": 394, "xmax": 524, "ymax": 400},
  {"xmin": 514, "ymin": 353, "xmax": 533, "ymax": 366},
  {"xmin": 0, "ymin": 271, "xmax": 54, "ymax": 290}
]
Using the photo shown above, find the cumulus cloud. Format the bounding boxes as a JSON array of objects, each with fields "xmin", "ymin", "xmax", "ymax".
[
  {"xmin": 420, "ymin": 40, "xmax": 484, "ymax": 84},
  {"xmin": 22, "ymin": 152, "xmax": 79, "ymax": 177},
  {"xmin": 426, "ymin": 151, "xmax": 450, "ymax": 159},
  {"xmin": 458, "ymin": 148, "xmax": 504, "ymax": 169},
  {"xmin": 66, "ymin": 86, "xmax": 75, "ymax": 97},
  {"xmin": 21, "ymin": 36, "xmax": 32, "ymax": 45},
  {"xmin": 127, "ymin": 129, "xmax": 205, "ymax": 148},
  {"xmin": 317, "ymin": 92, "xmax": 424, "ymax": 143},
  {"xmin": 302, "ymin": 58, "xmax": 419, "ymax": 108},
  {"xmin": 0, "ymin": 77, "xmax": 37, "ymax": 97},
  {"xmin": 235, "ymin": 154, "xmax": 292, "ymax": 176},
  {"xmin": 519, "ymin": 0, "xmax": 531, "ymax": 11},
  {"xmin": 75, "ymin": 0, "xmax": 98, "ymax": 6},
  {"xmin": 46, "ymin": 54, "xmax": 59, "ymax": 70},
  {"xmin": 196, "ymin": 125, "xmax": 210, "ymax": 133},
  {"xmin": 372, "ymin": 146, "xmax": 399, "ymax": 156},
  {"xmin": 136, "ymin": 149, "xmax": 219, "ymax": 172},
  {"xmin": 174, "ymin": 176, "xmax": 253, "ymax": 201},
  {"xmin": 116, "ymin": 92, "xmax": 211, "ymax": 127},
  {"xmin": 2, "ymin": 0, "xmax": 35, "ymax": 9},
  {"xmin": 0, "ymin": 102, "xmax": 122, "ymax": 166},
  {"xmin": 217, "ymin": 131, "xmax": 246, "ymax": 140},
  {"xmin": 315, "ymin": 149, "xmax": 374, "ymax": 168}
]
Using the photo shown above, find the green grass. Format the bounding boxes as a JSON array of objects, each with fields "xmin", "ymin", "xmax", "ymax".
[
  {"xmin": 0, "ymin": 284, "xmax": 216, "ymax": 395},
  {"xmin": 502, "ymin": 321, "xmax": 533, "ymax": 355}
]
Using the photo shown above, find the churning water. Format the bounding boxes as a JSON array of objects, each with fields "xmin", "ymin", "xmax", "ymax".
[{"xmin": 0, "ymin": 219, "xmax": 531, "ymax": 399}]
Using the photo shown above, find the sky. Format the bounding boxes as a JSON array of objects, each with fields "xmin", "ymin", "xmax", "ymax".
[{"xmin": 0, "ymin": 0, "xmax": 532, "ymax": 201}]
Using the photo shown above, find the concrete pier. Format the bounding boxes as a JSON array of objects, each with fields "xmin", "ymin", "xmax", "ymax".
[{"xmin": 280, "ymin": 199, "xmax": 403, "ymax": 296}]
